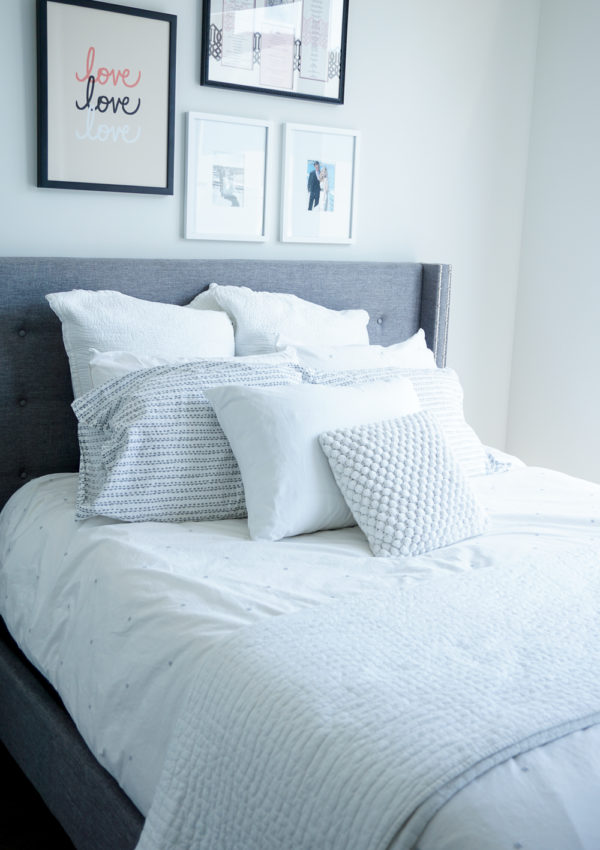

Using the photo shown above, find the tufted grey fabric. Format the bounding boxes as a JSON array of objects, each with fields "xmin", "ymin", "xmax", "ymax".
[
  {"xmin": 0, "ymin": 257, "xmax": 450, "ymax": 511},
  {"xmin": 319, "ymin": 411, "xmax": 488, "ymax": 557}
]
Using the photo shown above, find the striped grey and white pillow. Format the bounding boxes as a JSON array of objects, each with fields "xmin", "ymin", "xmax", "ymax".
[
  {"xmin": 319, "ymin": 411, "xmax": 488, "ymax": 557},
  {"xmin": 72, "ymin": 359, "xmax": 302, "ymax": 522},
  {"xmin": 301, "ymin": 366, "xmax": 490, "ymax": 477}
]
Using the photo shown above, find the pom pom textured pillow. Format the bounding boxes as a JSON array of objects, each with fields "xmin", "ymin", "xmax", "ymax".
[{"xmin": 319, "ymin": 411, "xmax": 488, "ymax": 557}]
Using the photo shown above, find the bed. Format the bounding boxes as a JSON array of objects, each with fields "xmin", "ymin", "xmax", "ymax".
[{"xmin": 0, "ymin": 256, "xmax": 599, "ymax": 850}]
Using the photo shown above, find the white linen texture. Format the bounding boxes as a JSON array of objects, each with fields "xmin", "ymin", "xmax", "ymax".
[
  {"xmin": 189, "ymin": 282, "xmax": 370, "ymax": 355},
  {"xmin": 88, "ymin": 347, "xmax": 299, "ymax": 388},
  {"xmin": 302, "ymin": 366, "xmax": 491, "ymax": 477},
  {"xmin": 319, "ymin": 411, "xmax": 487, "ymax": 557},
  {"xmin": 278, "ymin": 328, "xmax": 437, "ymax": 371},
  {"xmin": 46, "ymin": 289, "xmax": 235, "ymax": 397},
  {"xmin": 204, "ymin": 379, "xmax": 421, "ymax": 541},
  {"xmin": 72, "ymin": 359, "xmax": 302, "ymax": 522}
]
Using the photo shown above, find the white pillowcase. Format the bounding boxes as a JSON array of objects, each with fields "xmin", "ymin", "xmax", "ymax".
[
  {"xmin": 278, "ymin": 329, "xmax": 436, "ymax": 371},
  {"xmin": 46, "ymin": 289, "xmax": 235, "ymax": 397},
  {"xmin": 88, "ymin": 347, "xmax": 299, "ymax": 388},
  {"xmin": 190, "ymin": 283, "xmax": 370, "ymax": 355},
  {"xmin": 204, "ymin": 379, "xmax": 421, "ymax": 541},
  {"xmin": 319, "ymin": 411, "xmax": 487, "ymax": 557}
]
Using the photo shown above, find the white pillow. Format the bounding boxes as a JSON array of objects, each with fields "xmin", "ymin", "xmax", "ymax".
[
  {"xmin": 46, "ymin": 289, "xmax": 235, "ymax": 397},
  {"xmin": 204, "ymin": 379, "xmax": 421, "ymax": 541},
  {"xmin": 320, "ymin": 411, "xmax": 487, "ymax": 557},
  {"xmin": 88, "ymin": 347, "xmax": 299, "ymax": 387},
  {"xmin": 189, "ymin": 283, "xmax": 370, "ymax": 355},
  {"xmin": 278, "ymin": 329, "xmax": 436, "ymax": 371},
  {"xmin": 302, "ymin": 366, "xmax": 491, "ymax": 477}
]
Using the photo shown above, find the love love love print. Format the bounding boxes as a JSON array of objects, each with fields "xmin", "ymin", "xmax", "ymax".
[{"xmin": 73, "ymin": 46, "xmax": 142, "ymax": 144}]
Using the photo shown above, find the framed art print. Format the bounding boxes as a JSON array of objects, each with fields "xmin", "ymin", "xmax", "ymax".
[
  {"xmin": 201, "ymin": 0, "xmax": 349, "ymax": 104},
  {"xmin": 37, "ymin": 0, "xmax": 177, "ymax": 194},
  {"xmin": 281, "ymin": 122, "xmax": 358, "ymax": 243},
  {"xmin": 185, "ymin": 112, "xmax": 271, "ymax": 241}
]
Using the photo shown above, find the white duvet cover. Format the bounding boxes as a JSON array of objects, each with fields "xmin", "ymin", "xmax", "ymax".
[{"xmin": 1, "ymin": 462, "xmax": 600, "ymax": 849}]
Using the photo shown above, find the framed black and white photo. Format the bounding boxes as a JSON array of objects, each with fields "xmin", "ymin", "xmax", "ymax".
[
  {"xmin": 201, "ymin": 0, "xmax": 349, "ymax": 104},
  {"xmin": 281, "ymin": 122, "xmax": 358, "ymax": 244},
  {"xmin": 185, "ymin": 112, "xmax": 271, "ymax": 241},
  {"xmin": 37, "ymin": 0, "xmax": 177, "ymax": 194}
]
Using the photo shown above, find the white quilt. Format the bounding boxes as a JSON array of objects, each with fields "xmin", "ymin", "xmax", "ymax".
[
  {"xmin": 1, "ymin": 461, "xmax": 600, "ymax": 849},
  {"xmin": 137, "ymin": 559, "xmax": 600, "ymax": 850}
]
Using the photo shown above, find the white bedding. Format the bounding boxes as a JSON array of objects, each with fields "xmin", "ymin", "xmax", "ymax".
[{"xmin": 1, "ymin": 462, "xmax": 600, "ymax": 849}]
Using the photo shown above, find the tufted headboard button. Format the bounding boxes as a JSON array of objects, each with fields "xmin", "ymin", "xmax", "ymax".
[
  {"xmin": 18, "ymin": 328, "xmax": 27, "ymax": 337},
  {"xmin": 376, "ymin": 317, "xmax": 383, "ymax": 325},
  {"xmin": 18, "ymin": 398, "xmax": 27, "ymax": 407},
  {"xmin": 19, "ymin": 470, "xmax": 28, "ymax": 480}
]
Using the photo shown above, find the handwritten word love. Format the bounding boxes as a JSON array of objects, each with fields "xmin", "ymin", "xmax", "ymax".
[
  {"xmin": 76, "ymin": 76, "xmax": 140, "ymax": 116},
  {"xmin": 75, "ymin": 107, "xmax": 141, "ymax": 143},
  {"xmin": 73, "ymin": 46, "xmax": 142, "ymax": 145},
  {"xmin": 76, "ymin": 46, "xmax": 141, "ymax": 87}
]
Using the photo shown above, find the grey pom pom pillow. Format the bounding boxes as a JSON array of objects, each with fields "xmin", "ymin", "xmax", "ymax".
[{"xmin": 319, "ymin": 410, "xmax": 487, "ymax": 557}]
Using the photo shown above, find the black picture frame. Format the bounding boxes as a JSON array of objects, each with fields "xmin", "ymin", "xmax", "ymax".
[
  {"xmin": 201, "ymin": 0, "xmax": 349, "ymax": 105},
  {"xmin": 37, "ymin": 0, "xmax": 177, "ymax": 194}
]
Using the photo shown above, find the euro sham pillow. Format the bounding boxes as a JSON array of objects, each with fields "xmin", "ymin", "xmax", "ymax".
[
  {"xmin": 189, "ymin": 283, "xmax": 370, "ymax": 355},
  {"xmin": 278, "ymin": 329, "xmax": 437, "ymax": 371},
  {"xmin": 88, "ymin": 347, "xmax": 299, "ymax": 388},
  {"xmin": 301, "ymin": 366, "xmax": 490, "ymax": 477},
  {"xmin": 204, "ymin": 379, "xmax": 421, "ymax": 541},
  {"xmin": 319, "ymin": 411, "xmax": 488, "ymax": 557},
  {"xmin": 72, "ymin": 359, "xmax": 302, "ymax": 522},
  {"xmin": 46, "ymin": 289, "xmax": 235, "ymax": 397}
]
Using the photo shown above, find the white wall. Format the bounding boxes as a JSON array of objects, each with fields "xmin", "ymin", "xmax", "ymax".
[
  {"xmin": 0, "ymin": 0, "xmax": 540, "ymax": 449},
  {"xmin": 507, "ymin": 0, "xmax": 600, "ymax": 483}
]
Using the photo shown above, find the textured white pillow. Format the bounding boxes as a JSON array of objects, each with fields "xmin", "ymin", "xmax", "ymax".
[
  {"xmin": 204, "ymin": 379, "xmax": 421, "ymax": 541},
  {"xmin": 319, "ymin": 411, "xmax": 488, "ymax": 557},
  {"xmin": 46, "ymin": 289, "xmax": 235, "ymax": 397},
  {"xmin": 189, "ymin": 283, "xmax": 370, "ymax": 355},
  {"xmin": 88, "ymin": 347, "xmax": 299, "ymax": 387},
  {"xmin": 278, "ymin": 329, "xmax": 436, "ymax": 371}
]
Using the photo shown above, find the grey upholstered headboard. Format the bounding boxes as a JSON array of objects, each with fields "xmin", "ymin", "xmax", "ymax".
[{"xmin": 0, "ymin": 257, "xmax": 451, "ymax": 511}]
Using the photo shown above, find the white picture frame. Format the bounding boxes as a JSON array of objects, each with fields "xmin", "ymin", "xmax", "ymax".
[
  {"xmin": 185, "ymin": 112, "xmax": 271, "ymax": 241},
  {"xmin": 281, "ymin": 122, "xmax": 359, "ymax": 244}
]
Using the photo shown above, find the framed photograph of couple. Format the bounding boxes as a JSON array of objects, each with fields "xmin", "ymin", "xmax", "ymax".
[
  {"xmin": 281, "ymin": 122, "xmax": 359, "ymax": 244},
  {"xmin": 185, "ymin": 112, "xmax": 271, "ymax": 241},
  {"xmin": 201, "ymin": 0, "xmax": 349, "ymax": 104}
]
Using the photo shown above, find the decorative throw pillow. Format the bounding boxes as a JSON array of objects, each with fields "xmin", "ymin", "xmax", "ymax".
[
  {"xmin": 319, "ymin": 411, "xmax": 488, "ymax": 557},
  {"xmin": 189, "ymin": 283, "xmax": 370, "ymax": 355},
  {"xmin": 46, "ymin": 289, "xmax": 235, "ymax": 397},
  {"xmin": 72, "ymin": 360, "xmax": 302, "ymax": 522},
  {"xmin": 204, "ymin": 379, "xmax": 421, "ymax": 541},
  {"xmin": 276, "ymin": 329, "xmax": 437, "ymax": 371},
  {"xmin": 302, "ymin": 366, "xmax": 490, "ymax": 477}
]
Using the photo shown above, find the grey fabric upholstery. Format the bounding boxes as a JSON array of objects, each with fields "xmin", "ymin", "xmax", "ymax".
[
  {"xmin": 0, "ymin": 257, "xmax": 450, "ymax": 512},
  {"xmin": 0, "ymin": 256, "xmax": 450, "ymax": 850},
  {"xmin": 0, "ymin": 622, "xmax": 143, "ymax": 849}
]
